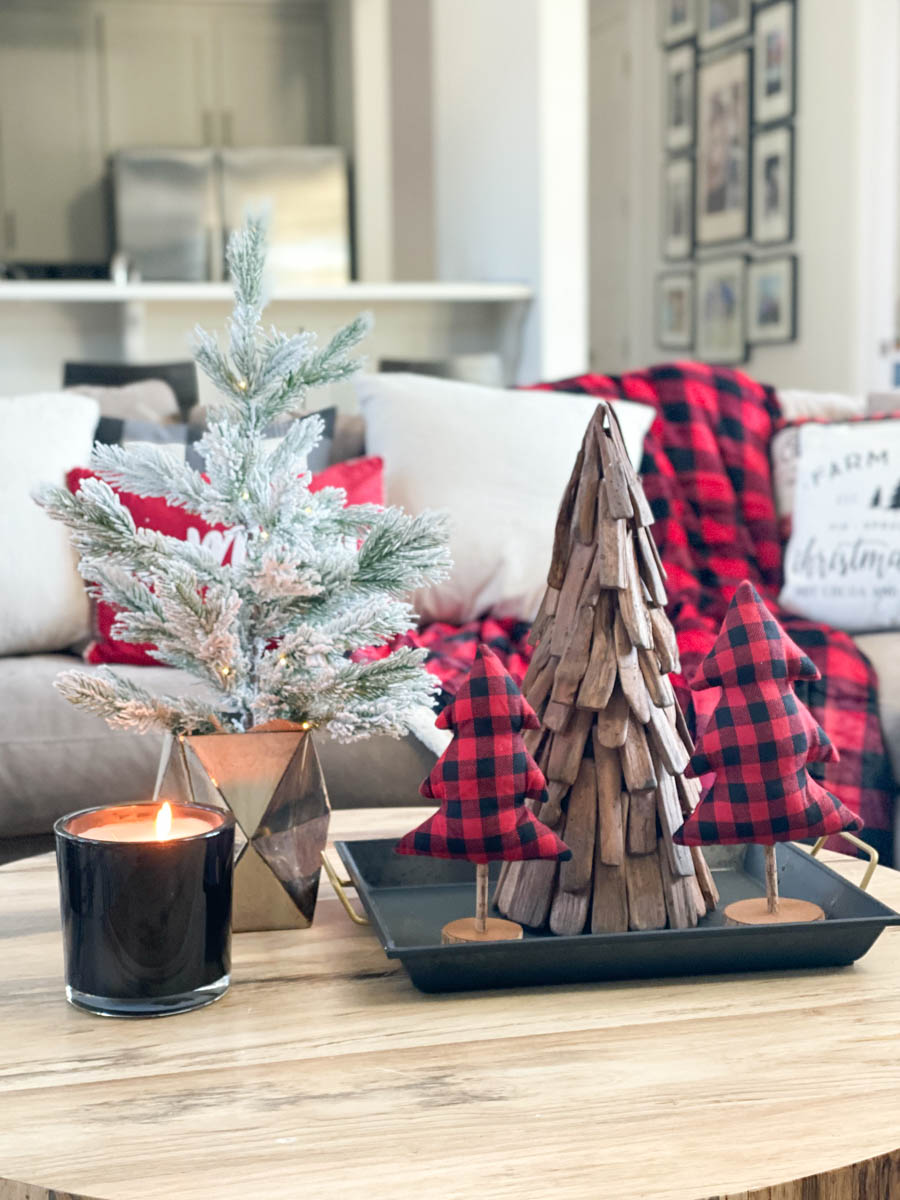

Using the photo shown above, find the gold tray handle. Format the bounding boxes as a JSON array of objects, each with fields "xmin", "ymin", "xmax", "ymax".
[
  {"xmin": 810, "ymin": 833, "xmax": 878, "ymax": 892},
  {"xmin": 321, "ymin": 851, "xmax": 370, "ymax": 926}
]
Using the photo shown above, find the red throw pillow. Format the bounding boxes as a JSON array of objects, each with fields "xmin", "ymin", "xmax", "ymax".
[{"xmin": 66, "ymin": 456, "xmax": 384, "ymax": 666}]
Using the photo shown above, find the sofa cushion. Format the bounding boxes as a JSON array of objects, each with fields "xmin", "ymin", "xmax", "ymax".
[
  {"xmin": 358, "ymin": 371, "xmax": 656, "ymax": 624},
  {"xmin": 0, "ymin": 392, "xmax": 99, "ymax": 656},
  {"xmin": 67, "ymin": 379, "xmax": 181, "ymax": 423},
  {"xmin": 0, "ymin": 655, "xmax": 435, "ymax": 839}
]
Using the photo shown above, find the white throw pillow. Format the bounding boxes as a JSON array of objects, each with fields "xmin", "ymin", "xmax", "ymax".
[
  {"xmin": 0, "ymin": 392, "xmax": 99, "ymax": 654},
  {"xmin": 771, "ymin": 391, "xmax": 868, "ymax": 520},
  {"xmin": 357, "ymin": 373, "xmax": 656, "ymax": 624},
  {"xmin": 779, "ymin": 419, "xmax": 900, "ymax": 632}
]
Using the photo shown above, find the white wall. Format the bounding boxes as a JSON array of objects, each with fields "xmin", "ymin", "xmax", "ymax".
[
  {"xmin": 601, "ymin": 0, "xmax": 899, "ymax": 396},
  {"xmin": 431, "ymin": 0, "xmax": 588, "ymax": 382}
]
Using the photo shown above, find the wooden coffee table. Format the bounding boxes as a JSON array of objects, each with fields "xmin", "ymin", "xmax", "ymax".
[{"xmin": 2, "ymin": 807, "xmax": 900, "ymax": 1200}]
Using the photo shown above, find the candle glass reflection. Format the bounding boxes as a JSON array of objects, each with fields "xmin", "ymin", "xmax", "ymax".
[{"xmin": 55, "ymin": 802, "xmax": 234, "ymax": 1018}]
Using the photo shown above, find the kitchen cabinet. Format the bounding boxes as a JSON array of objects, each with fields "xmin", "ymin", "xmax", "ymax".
[{"xmin": 0, "ymin": 6, "xmax": 106, "ymax": 263}]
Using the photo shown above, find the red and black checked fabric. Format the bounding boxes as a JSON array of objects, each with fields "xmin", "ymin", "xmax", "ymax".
[
  {"xmin": 673, "ymin": 582, "xmax": 863, "ymax": 846},
  {"xmin": 395, "ymin": 644, "xmax": 571, "ymax": 864},
  {"xmin": 532, "ymin": 363, "xmax": 895, "ymax": 854}
]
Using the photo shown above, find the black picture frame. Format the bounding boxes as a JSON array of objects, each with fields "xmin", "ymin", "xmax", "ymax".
[
  {"xmin": 696, "ymin": 253, "xmax": 749, "ymax": 364},
  {"xmin": 695, "ymin": 48, "xmax": 752, "ymax": 246},
  {"xmin": 662, "ymin": 156, "xmax": 695, "ymax": 260},
  {"xmin": 656, "ymin": 270, "xmax": 696, "ymax": 350},
  {"xmin": 698, "ymin": 0, "xmax": 752, "ymax": 52},
  {"xmin": 746, "ymin": 254, "xmax": 798, "ymax": 344},
  {"xmin": 753, "ymin": 0, "xmax": 796, "ymax": 127},
  {"xmin": 752, "ymin": 123, "xmax": 794, "ymax": 245},
  {"xmin": 660, "ymin": 0, "xmax": 699, "ymax": 46},
  {"xmin": 663, "ymin": 42, "xmax": 697, "ymax": 153}
]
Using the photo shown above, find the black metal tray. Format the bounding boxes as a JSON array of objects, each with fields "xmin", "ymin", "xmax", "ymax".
[{"xmin": 334, "ymin": 838, "xmax": 900, "ymax": 993}]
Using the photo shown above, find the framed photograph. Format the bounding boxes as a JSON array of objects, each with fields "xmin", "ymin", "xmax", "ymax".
[
  {"xmin": 695, "ymin": 49, "xmax": 751, "ymax": 245},
  {"xmin": 752, "ymin": 124, "xmax": 793, "ymax": 243},
  {"xmin": 662, "ymin": 157, "xmax": 694, "ymax": 259},
  {"xmin": 657, "ymin": 271, "xmax": 695, "ymax": 350},
  {"xmin": 753, "ymin": 1, "xmax": 795, "ymax": 125},
  {"xmin": 698, "ymin": 0, "xmax": 751, "ymax": 51},
  {"xmin": 696, "ymin": 255, "xmax": 747, "ymax": 363},
  {"xmin": 664, "ymin": 43, "xmax": 696, "ymax": 153},
  {"xmin": 747, "ymin": 254, "xmax": 797, "ymax": 344},
  {"xmin": 660, "ymin": 0, "xmax": 698, "ymax": 46}
]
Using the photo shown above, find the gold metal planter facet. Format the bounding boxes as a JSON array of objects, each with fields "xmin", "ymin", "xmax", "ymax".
[{"xmin": 157, "ymin": 720, "xmax": 331, "ymax": 932}]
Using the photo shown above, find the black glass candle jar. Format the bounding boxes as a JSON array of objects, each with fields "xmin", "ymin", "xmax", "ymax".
[{"xmin": 55, "ymin": 802, "xmax": 234, "ymax": 1018}]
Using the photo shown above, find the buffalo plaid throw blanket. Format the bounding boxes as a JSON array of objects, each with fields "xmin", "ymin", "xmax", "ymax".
[{"xmin": 373, "ymin": 363, "xmax": 895, "ymax": 852}]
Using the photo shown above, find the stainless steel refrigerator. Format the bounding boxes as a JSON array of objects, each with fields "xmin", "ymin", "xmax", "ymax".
[{"xmin": 112, "ymin": 146, "xmax": 350, "ymax": 285}]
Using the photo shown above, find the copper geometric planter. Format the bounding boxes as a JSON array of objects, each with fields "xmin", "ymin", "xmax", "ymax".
[{"xmin": 157, "ymin": 720, "xmax": 330, "ymax": 933}]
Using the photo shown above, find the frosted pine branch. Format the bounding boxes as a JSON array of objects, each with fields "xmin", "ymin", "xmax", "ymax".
[{"xmin": 54, "ymin": 669, "xmax": 231, "ymax": 735}]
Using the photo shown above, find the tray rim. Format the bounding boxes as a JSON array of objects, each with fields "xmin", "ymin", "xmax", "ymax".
[{"xmin": 335, "ymin": 838, "xmax": 900, "ymax": 961}]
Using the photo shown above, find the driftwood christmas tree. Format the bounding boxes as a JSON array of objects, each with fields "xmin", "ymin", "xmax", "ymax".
[{"xmin": 495, "ymin": 401, "xmax": 718, "ymax": 934}]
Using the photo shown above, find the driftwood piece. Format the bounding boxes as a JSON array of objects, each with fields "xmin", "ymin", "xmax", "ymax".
[
  {"xmin": 676, "ymin": 770, "xmax": 703, "ymax": 816},
  {"xmin": 594, "ymin": 738, "xmax": 625, "ymax": 866},
  {"xmin": 527, "ymin": 655, "xmax": 559, "ymax": 719},
  {"xmin": 636, "ymin": 528, "xmax": 668, "ymax": 606},
  {"xmin": 559, "ymin": 758, "xmax": 596, "ymax": 892},
  {"xmin": 619, "ymin": 720, "xmax": 657, "ymax": 792},
  {"xmin": 691, "ymin": 845, "xmax": 720, "ymax": 910},
  {"xmin": 593, "ymin": 683, "xmax": 630, "ymax": 748},
  {"xmin": 523, "ymin": 634, "xmax": 552, "ymax": 692},
  {"xmin": 541, "ymin": 781, "xmax": 569, "ymax": 827},
  {"xmin": 625, "ymin": 848, "xmax": 667, "ymax": 931},
  {"xmin": 619, "ymin": 533, "xmax": 654, "ymax": 650},
  {"xmin": 592, "ymin": 855, "xmax": 629, "ymax": 933},
  {"xmin": 659, "ymin": 841, "xmax": 698, "ymax": 929},
  {"xmin": 614, "ymin": 611, "xmax": 651, "ymax": 724},
  {"xmin": 647, "ymin": 703, "xmax": 690, "ymax": 775},
  {"xmin": 638, "ymin": 648, "xmax": 676, "ymax": 709},
  {"xmin": 551, "ymin": 542, "xmax": 595, "ymax": 656},
  {"xmin": 596, "ymin": 514, "xmax": 628, "ymax": 588},
  {"xmin": 573, "ymin": 428, "xmax": 600, "ymax": 544},
  {"xmin": 605, "ymin": 406, "xmax": 656, "ymax": 527},
  {"xmin": 550, "ymin": 604, "xmax": 594, "ymax": 706},
  {"xmin": 547, "ymin": 445, "xmax": 584, "ymax": 589},
  {"xmin": 549, "ymin": 884, "xmax": 591, "ymax": 936},
  {"xmin": 596, "ymin": 424, "xmax": 634, "ymax": 519},
  {"xmin": 523, "ymin": 724, "xmax": 547, "ymax": 758},
  {"xmin": 529, "ymin": 585, "xmax": 559, "ymax": 647},
  {"xmin": 673, "ymin": 702, "xmax": 694, "ymax": 755},
  {"xmin": 687, "ymin": 873, "xmax": 708, "ymax": 922},
  {"xmin": 578, "ymin": 594, "xmax": 618, "ymax": 709},
  {"xmin": 656, "ymin": 769, "xmax": 694, "ymax": 877},
  {"xmin": 543, "ymin": 700, "xmax": 573, "ymax": 734},
  {"xmin": 649, "ymin": 606, "xmax": 680, "ymax": 675},
  {"xmin": 546, "ymin": 707, "xmax": 594, "ymax": 786},
  {"xmin": 627, "ymin": 789, "xmax": 658, "ymax": 856}
]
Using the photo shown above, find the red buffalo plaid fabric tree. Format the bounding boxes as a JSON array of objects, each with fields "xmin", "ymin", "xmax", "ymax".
[
  {"xmin": 396, "ymin": 644, "xmax": 570, "ymax": 942},
  {"xmin": 675, "ymin": 581, "xmax": 862, "ymax": 922}
]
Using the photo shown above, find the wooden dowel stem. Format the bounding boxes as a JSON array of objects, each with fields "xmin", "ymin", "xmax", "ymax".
[
  {"xmin": 765, "ymin": 843, "xmax": 779, "ymax": 915},
  {"xmin": 475, "ymin": 862, "xmax": 490, "ymax": 932}
]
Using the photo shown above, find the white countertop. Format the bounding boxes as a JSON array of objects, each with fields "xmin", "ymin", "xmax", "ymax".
[{"xmin": 0, "ymin": 280, "xmax": 533, "ymax": 304}]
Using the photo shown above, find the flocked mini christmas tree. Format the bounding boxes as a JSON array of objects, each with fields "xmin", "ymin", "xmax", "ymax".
[
  {"xmin": 37, "ymin": 216, "xmax": 451, "ymax": 741},
  {"xmin": 396, "ymin": 644, "xmax": 571, "ymax": 944},
  {"xmin": 674, "ymin": 580, "xmax": 863, "ymax": 925}
]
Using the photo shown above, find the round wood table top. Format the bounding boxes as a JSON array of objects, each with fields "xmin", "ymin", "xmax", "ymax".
[{"xmin": 2, "ymin": 807, "xmax": 900, "ymax": 1200}]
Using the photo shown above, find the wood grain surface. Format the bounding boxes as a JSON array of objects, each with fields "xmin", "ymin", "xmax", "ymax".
[{"xmin": 2, "ymin": 808, "xmax": 900, "ymax": 1200}]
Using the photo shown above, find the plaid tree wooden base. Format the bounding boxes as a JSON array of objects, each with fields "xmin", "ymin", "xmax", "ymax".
[{"xmin": 494, "ymin": 402, "xmax": 719, "ymax": 934}]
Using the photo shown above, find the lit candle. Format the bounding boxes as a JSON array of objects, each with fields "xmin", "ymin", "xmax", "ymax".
[{"xmin": 55, "ymin": 802, "xmax": 234, "ymax": 1018}]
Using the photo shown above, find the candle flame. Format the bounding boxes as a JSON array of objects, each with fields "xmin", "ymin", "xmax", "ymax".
[{"xmin": 155, "ymin": 801, "xmax": 173, "ymax": 841}]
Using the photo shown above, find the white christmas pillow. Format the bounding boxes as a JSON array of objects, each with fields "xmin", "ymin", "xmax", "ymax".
[
  {"xmin": 771, "ymin": 390, "xmax": 866, "ymax": 520},
  {"xmin": 357, "ymin": 372, "xmax": 656, "ymax": 624},
  {"xmin": 779, "ymin": 419, "xmax": 900, "ymax": 633},
  {"xmin": 0, "ymin": 392, "xmax": 99, "ymax": 654}
]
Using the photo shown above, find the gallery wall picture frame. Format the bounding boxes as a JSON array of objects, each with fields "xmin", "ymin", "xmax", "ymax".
[
  {"xmin": 663, "ymin": 42, "xmax": 697, "ymax": 153},
  {"xmin": 698, "ymin": 0, "xmax": 751, "ymax": 51},
  {"xmin": 753, "ymin": 0, "xmax": 796, "ymax": 126},
  {"xmin": 752, "ymin": 123, "xmax": 793, "ymax": 244},
  {"xmin": 695, "ymin": 48, "xmax": 751, "ymax": 245},
  {"xmin": 660, "ymin": 0, "xmax": 698, "ymax": 46},
  {"xmin": 662, "ymin": 156, "xmax": 695, "ymax": 259},
  {"xmin": 696, "ymin": 254, "xmax": 748, "ymax": 364},
  {"xmin": 747, "ymin": 254, "xmax": 797, "ymax": 344},
  {"xmin": 657, "ymin": 270, "xmax": 696, "ymax": 350}
]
